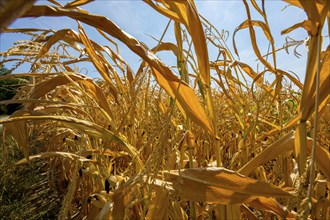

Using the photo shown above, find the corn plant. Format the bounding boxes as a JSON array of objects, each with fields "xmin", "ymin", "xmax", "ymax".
[{"xmin": 0, "ymin": 0, "xmax": 329, "ymax": 219}]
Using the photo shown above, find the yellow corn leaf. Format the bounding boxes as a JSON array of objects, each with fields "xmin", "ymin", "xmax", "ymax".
[
  {"xmin": 35, "ymin": 27, "xmax": 125, "ymax": 94},
  {"xmin": 96, "ymin": 201, "xmax": 112, "ymax": 220},
  {"xmin": 79, "ymin": 149, "xmax": 129, "ymax": 159},
  {"xmin": 40, "ymin": 105, "xmax": 92, "ymax": 120},
  {"xmin": 161, "ymin": 168, "xmax": 293, "ymax": 205},
  {"xmin": 258, "ymin": 117, "xmax": 281, "ymax": 131},
  {"xmin": 233, "ymin": 61, "xmax": 272, "ymax": 93},
  {"xmin": 112, "ymin": 187, "xmax": 137, "ymax": 220},
  {"xmin": 4, "ymin": 28, "xmax": 50, "ymax": 33},
  {"xmin": 144, "ymin": 0, "xmax": 210, "ymax": 86},
  {"xmin": 239, "ymin": 131, "xmax": 330, "ymax": 180},
  {"xmin": 15, "ymin": 151, "xmax": 89, "ymax": 165},
  {"xmin": 295, "ymin": 38, "xmax": 329, "ymax": 178},
  {"xmin": 281, "ymin": 20, "xmax": 314, "ymax": 35},
  {"xmin": 304, "ymin": 45, "xmax": 330, "ymax": 119},
  {"xmin": 35, "ymin": 28, "xmax": 84, "ymax": 53},
  {"xmin": 151, "ymin": 67, "xmax": 214, "ymax": 134},
  {"xmin": 299, "ymin": 36, "xmax": 321, "ymax": 120},
  {"xmin": 308, "ymin": 139, "xmax": 330, "ymax": 181},
  {"xmin": 283, "ymin": 0, "xmax": 327, "ymax": 13},
  {"xmin": 0, "ymin": 115, "xmax": 143, "ymax": 170},
  {"xmin": 297, "ymin": 0, "xmax": 325, "ymax": 24},
  {"xmin": 29, "ymin": 74, "xmax": 115, "ymax": 120},
  {"xmin": 63, "ymin": 0, "xmax": 92, "ymax": 8},
  {"xmin": 240, "ymin": 204, "xmax": 259, "ymax": 220},
  {"xmin": 146, "ymin": 187, "xmax": 169, "ymax": 220},
  {"xmin": 3, "ymin": 110, "xmax": 30, "ymax": 161},
  {"xmin": 77, "ymin": 23, "xmax": 120, "ymax": 99},
  {"xmin": 144, "ymin": 0, "xmax": 216, "ymax": 128},
  {"xmin": 234, "ymin": 19, "xmax": 274, "ymax": 44},
  {"xmin": 168, "ymin": 201, "xmax": 188, "ymax": 220},
  {"xmin": 250, "ymin": 0, "xmax": 264, "ymax": 16},
  {"xmin": 0, "ymin": 0, "xmax": 35, "ymax": 33},
  {"xmin": 239, "ymin": 131, "xmax": 294, "ymax": 176},
  {"xmin": 153, "ymin": 42, "xmax": 179, "ymax": 56},
  {"xmin": 33, "ymin": 29, "xmax": 73, "ymax": 63},
  {"xmin": 135, "ymin": 42, "xmax": 179, "ymax": 84},
  {"xmin": 233, "ymin": 16, "xmax": 274, "ymax": 71},
  {"xmin": 277, "ymin": 69, "xmax": 304, "ymax": 90},
  {"xmin": 22, "ymin": 5, "xmax": 215, "ymax": 136},
  {"xmin": 295, "ymin": 122, "xmax": 308, "ymax": 175},
  {"xmin": 0, "ymin": 98, "xmax": 102, "ymax": 112},
  {"xmin": 248, "ymin": 197, "xmax": 297, "ymax": 219},
  {"xmin": 112, "ymin": 191, "xmax": 125, "ymax": 220},
  {"xmin": 102, "ymin": 45, "xmax": 134, "ymax": 85},
  {"xmin": 283, "ymin": 114, "xmax": 301, "ymax": 130}
]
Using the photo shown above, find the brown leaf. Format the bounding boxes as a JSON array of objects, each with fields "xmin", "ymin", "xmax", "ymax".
[
  {"xmin": 64, "ymin": 0, "xmax": 93, "ymax": 9},
  {"xmin": 248, "ymin": 197, "xmax": 297, "ymax": 219},
  {"xmin": 151, "ymin": 67, "xmax": 214, "ymax": 133},
  {"xmin": 239, "ymin": 131, "xmax": 294, "ymax": 176},
  {"xmin": 146, "ymin": 187, "xmax": 169, "ymax": 220},
  {"xmin": 233, "ymin": 17, "xmax": 274, "ymax": 71},
  {"xmin": 161, "ymin": 168, "xmax": 293, "ymax": 205},
  {"xmin": 22, "ymin": 5, "xmax": 215, "ymax": 136},
  {"xmin": 3, "ymin": 110, "xmax": 29, "ymax": 161},
  {"xmin": 29, "ymin": 74, "xmax": 116, "ymax": 122},
  {"xmin": 1, "ymin": 114, "xmax": 143, "ymax": 170},
  {"xmin": 145, "ymin": 0, "xmax": 210, "ymax": 85},
  {"xmin": 15, "ymin": 151, "xmax": 89, "ymax": 165}
]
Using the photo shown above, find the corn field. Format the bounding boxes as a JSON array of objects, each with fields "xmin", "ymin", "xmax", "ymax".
[{"xmin": 0, "ymin": 0, "xmax": 329, "ymax": 219}]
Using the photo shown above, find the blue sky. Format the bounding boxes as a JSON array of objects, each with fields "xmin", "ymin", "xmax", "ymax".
[{"xmin": 0, "ymin": 0, "xmax": 324, "ymax": 84}]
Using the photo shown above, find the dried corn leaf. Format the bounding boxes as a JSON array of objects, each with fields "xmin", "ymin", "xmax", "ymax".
[
  {"xmin": 239, "ymin": 131, "xmax": 330, "ymax": 180},
  {"xmin": 0, "ymin": 115, "xmax": 143, "ymax": 170},
  {"xmin": 161, "ymin": 167, "xmax": 293, "ymax": 205},
  {"xmin": 79, "ymin": 149, "xmax": 129, "ymax": 159},
  {"xmin": 33, "ymin": 29, "xmax": 73, "ymax": 63},
  {"xmin": 3, "ymin": 110, "xmax": 29, "ymax": 161},
  {"xmin": 239, "ymin": 131, "xmax": 294, "ymax": 176},
  {"xmin": 240, "ymin": 204, "xmax": 259, "ymax": 220},
  {"xmin": 248, "ymin": 197, "xmax": 297, "ymax": 219},
  {"xmin": 283, "ymin": 0, "xmax": 327, "ymax": 13},
  {"xmin": 233, "ymin": 61, "xmax": 272, "ymax": 93},
  {"xmin": 96, "ymin": 201, "xmax": 112, "ymax": 220},
  {"xmin": 295, "ymin": 122, "xmax": 308, "ymax": 175},
  {"xmin": 144, "ymin": 0, "xmax": 216, "ymax": 126},
  {"xmin": 29, "ymin": 74, "xmax": 115, "ymax": 120},
  {"xmin": 78, "ymin": 23, "xmax": 121, "ymax": 98},
  {"xmin": 151, "ymin": 67, "xmax": 214, "ymax": 134},
  {"xmin": 233, "ymin": 14, "xmax": 274, "ymax": 70},
  {"xmin": 299, "ymin": 36, "xmax": 320, "ymax": 120},
  {"xmin": 64, "ymin": 0, "xmax": 92, "ymax": 8},
  {"xmin": 15, "ymin": 151, "xmax": 89, "ymax": 165},
  {"xmin": 145, "ymin": 0, "xmax": 210, "ymax": 86},
  {"xmin": 281, "ymin": 20, "xmax": 314, "ymax": 35},
  {"xmin": 168, "ymin": 201, "xmax": 188, "ymax": 220},
  {"xmin": 22, "ymin": 5, "xmax": 215, "ymax": 135},
  {"xmin": 112, "ymin": 186, "xmax": 138, "ymax": 220},
  {"xmin": 146, "ymin": 187, "xmax": 169, "ymax": 220},
  {"xmin": 308, "ymin": 139, "xmax": 330, "ymax": 181},
  {"xmin": 304, "ymin": 45, "xmax": 330, "ymax": 119},
  {"xmin": 295, "ymin": 30, "xmax": 328, "ymax": 177}
]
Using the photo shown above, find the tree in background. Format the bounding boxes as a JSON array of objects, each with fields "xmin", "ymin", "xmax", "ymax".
[{"xmin": 0, "ymin": 65, "xmax": 26, "ymax": 115}]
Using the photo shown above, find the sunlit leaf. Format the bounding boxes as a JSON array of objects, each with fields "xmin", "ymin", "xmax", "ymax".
[{"xmin": 160, "ymin": 168, "xmax": 293, "ymax": 204}]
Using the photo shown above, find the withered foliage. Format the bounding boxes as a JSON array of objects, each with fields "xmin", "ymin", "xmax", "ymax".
[{"xmin": 0, "ymin": 0, "xmax": 329, "ymax": 219}]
